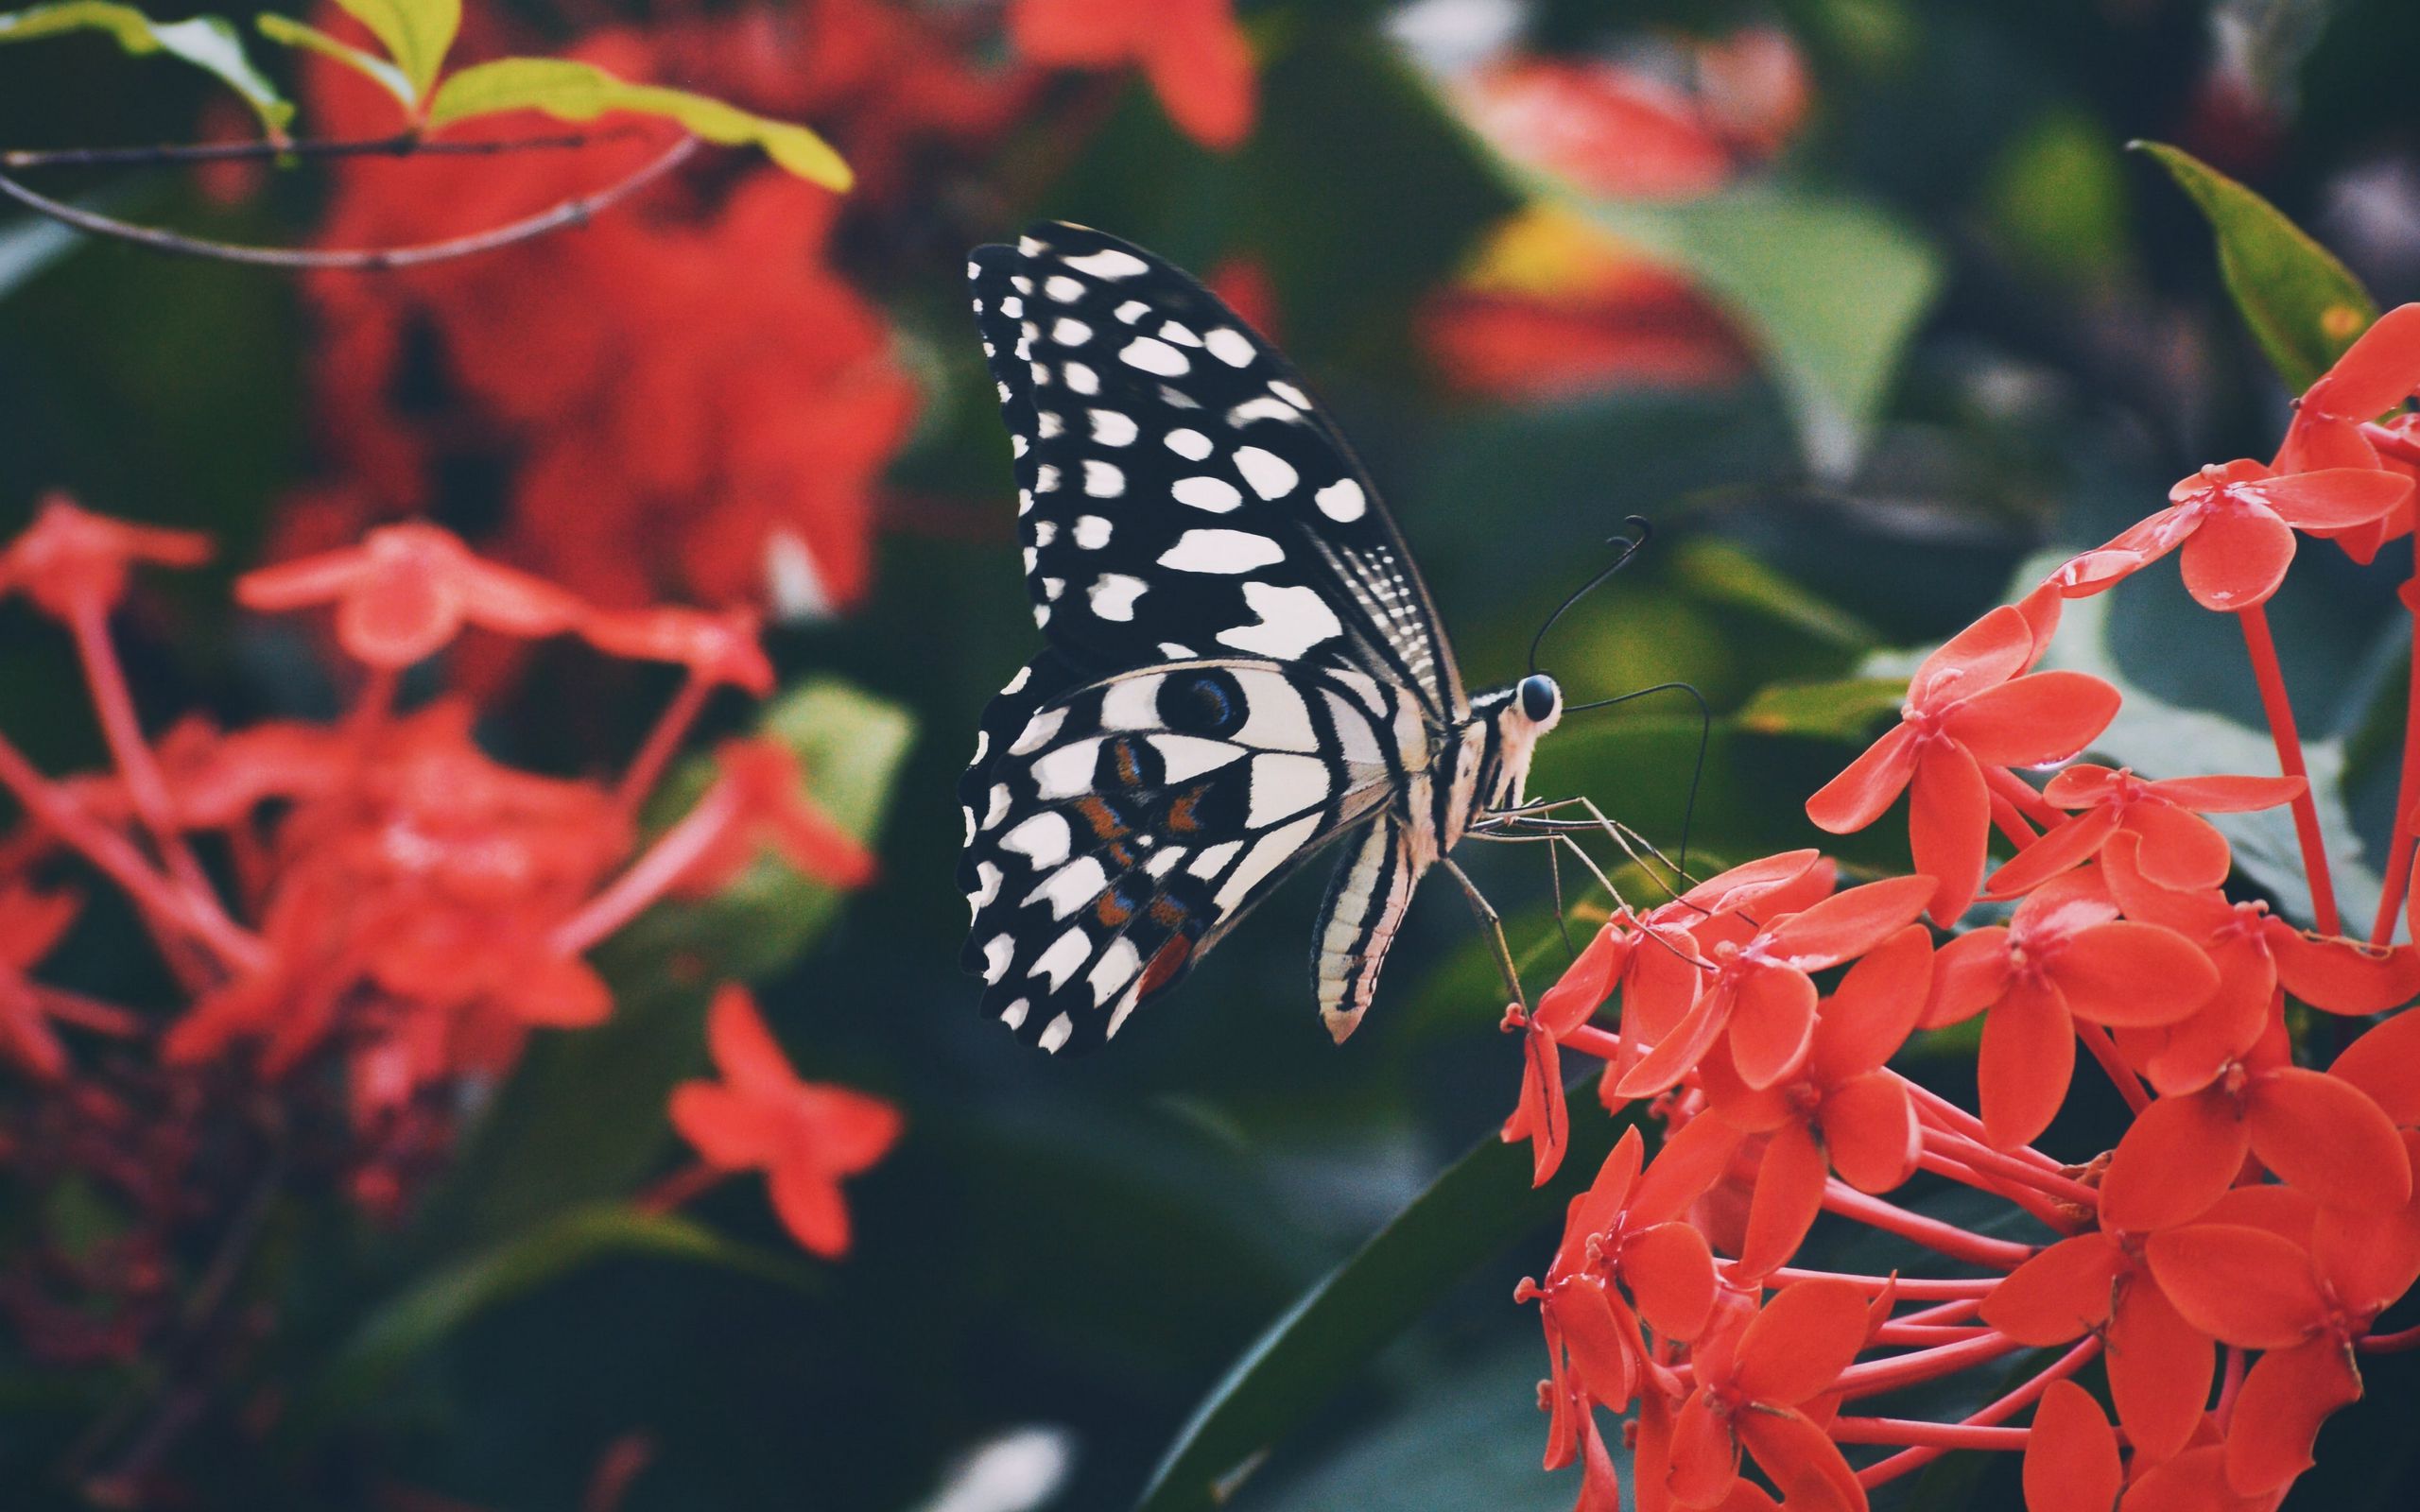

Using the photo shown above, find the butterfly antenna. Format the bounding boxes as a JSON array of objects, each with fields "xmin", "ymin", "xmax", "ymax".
[
  {"xmin": 1528, "ymin": 516, "xmax": 1654, "ymax": 678},
  {"xmin": 1561, "ymin": 680, "xmax": 1712, "ymax": 874}
]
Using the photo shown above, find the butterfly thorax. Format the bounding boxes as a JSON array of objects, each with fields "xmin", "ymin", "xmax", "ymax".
[{"xmin": 1421, "ymin": 674, "xmax": 1564, "ymax": 859}]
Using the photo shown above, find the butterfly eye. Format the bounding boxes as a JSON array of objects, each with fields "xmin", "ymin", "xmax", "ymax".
[{"xmin": 1518, "ymin": 675, "xmax": 1561, "ymax": 724}]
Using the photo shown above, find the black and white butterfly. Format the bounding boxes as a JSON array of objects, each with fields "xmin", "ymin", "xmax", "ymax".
[{"xmin": 957, "ymin": 222, "xmax": 1577, "ymax": 1055}]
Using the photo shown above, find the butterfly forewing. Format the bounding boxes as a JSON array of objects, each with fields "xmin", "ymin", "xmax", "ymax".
[{"xmin": 966, "ymin": 224, "xmax": 1464, "ymax": 717}]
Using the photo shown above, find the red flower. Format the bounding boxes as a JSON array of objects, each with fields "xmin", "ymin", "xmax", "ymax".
[
  {"xmin": 2082, "ymin": 459, "xmax": 2409, "ymax": 612},
  {"xmin": 2273, "ymin": 302, "xmax": 2420, "ymax": 563},
  {"xmin": 1504, "ymin": 850, "xmax": 1824, "ymax": 1182},
  {"xmin": 1926, "ymin": 869, "xmax": 2218, "ymax": 1148},
  {"xmin": 1697, "ymin": 924, "xmax": 1935, "ymax": 1277},
  {"xmin": 238, "ymin": 522, "xmax": 586, "ymax": 668},
  {"xmin": 2099, "ymin": 1061, "xmax": 2410, "ymax": 1232},
  {"xmin": 1008, "ymin": 0, "xmax": 1255, "ymax": 150},
  {"xmin": 2020, "ymin": 1381, "xmax": 2122, "ymax": 1512},
  {"xmin": 2147, "ymin": 1176, "xmax": 2420, "ymax": 1495},
  {"xmin": 1981, "ymin": 765, "xmax": 2303, "ymax": 898},
  {"xmin": 580, "ymin": 605, "xmax": 775, "ymax": 696},
  {"xmin": 0, "ymin": 885, "xmax": 84, "ymax": 1078},
  {"xmin": 0, "ymin": 494, "xmax": 210, "ymax": 621},
  {"xmin": 1983, "ymin": 1194, "xmax": 2216, "ymax": 1463},
  {"xmin": 669, "ymin": 985, "xmax": 901, "ymax": 1257},
  {"xmin": 674, "ymin": 738, "xmax": 877, "ymax": 896},
  {"xmin": 1806, "ymin": 605, "xmax": 2121, "ymax": 923},
  {"xmin": 1642, "ymin": 1277, "xmax": 1871, "ymax": 1511},
  {"xmin": 1616, "ymin": 873, "xmax": 1935, "ymax": 1099}
]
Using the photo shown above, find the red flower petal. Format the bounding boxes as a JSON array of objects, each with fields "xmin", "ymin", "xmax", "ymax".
[
  {"xmin": 2135, "ymin": 936, "xmax": 2276, "ymax": 1097},
  {"xmin": 1729, "ymin": 967, "xmax": 1819, "ymax": 1091},
  {"xmin": 2302, "ymin": 302, "xmax": 2420, "ymax": 420},
  {"xmin": 2144, "ymin": 1224, "xmax": 2327, "ymax": 1348},
  {"xmin": 794, "ymin": 1083, "xmax": 905, "ymax": 1173},
  {"xmin": 2269, "ymin": 930, "xmax": 2420, "ymax": 1015},
  {"xmin": 1616, "ymin": 986, "xmax": 1731, "ymax": 1099},
  {"xmin": 1909, "ymin": 605, "xmax": 2033, "ymax": 712},
  {"xmin": 1805, "ymin": 723, "xmax": 1919, "ymax": 833},
  {"xmin": 1734, "ymin": 1406, "xmax": 1865, "ymax": 1512},
  {"xmin": 1732, "ymin": 1277, "xmax": 1868, "ymax": 1405},
  {"xmin": 1910, "ymin": 742, "xmax": 1989, "ymax": 923},
  {"xmin": 2119, "ymin": 1448, "xmax": 2243, "ymax": 1512},
  {"xmin": 2178, "ymin": 505, "xmax": 2295, "ymax": 611},
  {"xmin": 2242, "ymin": 467, "xmax": 2412, "ymax": 530},
  {"xmin": 2022, "ymin": 1381, "xmax": 2120, "ymax": 1512},
  {"xmin": 1626, "ymin": 1221, "xmax": 1719, "ymax": 1342},
  {"xmin": 1564, "ymin": 1125, "xmax": 1646, "ymax": 1261},
  {"xmin": 1138, "ymin": 0, "xmax": 1257, "ymax": 151},
  {"xmin": 1537, "ymin": 924, "xmax": 1628, "ymax": 1037},
  {"xmin": 1981, "ymin": 1235, "xmax": 2125, "ymax": 1343},
  {"xmin": 1809, "ymin": 926, "xmax": 1932, "ymax": 1080},
  {"xmin": 2098, "ymin": 832, "xmax": 2234, "ymax": 937},
  {"xmin": 668, "ymin": 1082, "xmax": 784, "ymax": 1168},
  {"xmin": 1981, "ymin": 805, "xmax": 2121, "ymax": 900},
  {"xmin": 1763, "ymin": 875, "xmax": 1938, "ymax": 971},
  {"xmin": 707, "ymin": 984, "xmax": 801, "ymax": 1099},
  {"xmin": 2245, "ymin": 1066, "xmax": 2412, "ymax": 1211},
  {"xmin": 2137, "ymin": 773, "xmax": 2306, "ymax": 813},
  {"xmin": 1518, "ymin": 1027, "xmax": 1570, "ymax": 1187},
  {"xmin": 1923, "ymin": 926, "xmax": 2013, "ymax": 1029},
  {"xmin": 2221, "ymin": 1335, "xmax": 2360, "ymax": 1497},
  {"xmin": 1737, "ymin": 1121, "xmax": 1827, "ymax": 1279},
  {"xmin": 1557, "ymin": 1276, "xmax": 1645, "ymax": 1411},
  {"xmin": 336, "ymin": 567, "xmax": 461, "ymax": 668},
  {"xmin": 1943, "ymin": 672, "xmax": 2123, "ymax": 768},
  {"xmin": 2103, "ymin": 1275, "xmax": 2214, "ymax": 1464},
  {"xmin": 1978, "ymin": 979, "xmax": 2073, "ymax": 1150},
  {"xmin": 2330, "ymin": 1010, "xmax": 2420, "ymax": 1126},
  {"xmin": 2100, "ymin": 1090, "xmax": 2248, "ymax": 1233},
  {"xmin": 1633, "ymin": 1113, "xmax": 1747, "ymax": 1227},
  {"xmin": 2125, "ymin": 803, "xmax": 2235, "ymax": 890},
  {"xmin": 2049, "ymin": 921, "xmax": 2218, "ymax": 1028},
  {"xmin": 1677, "ymin": 850, "xmax": 1824, "ymax": 918},
  {"xmin": 1819, "ymin": 1072, "xmax": 1919, "ymax": 1194},
  {"xmin": 1667, "ymin": 1389, "xmax": 1742, "ymax": 1508},
  {"xmin": 768, "ymin": 1157, "xmax": 856, "ymax": 1257}
]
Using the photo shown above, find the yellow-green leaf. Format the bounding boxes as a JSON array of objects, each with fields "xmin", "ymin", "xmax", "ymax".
[
  {"xmin": 255, "ymin": 13, "xmax": 414, "ymax": 115},
  {"xmin": 0, "ymin": 2, "xmax": 293, "ymax": 134},
  {"xmin": 330, "ymin": 0, "xmax": 457, "ymax": 103},
  {"xmin": 2134, "ymin": 140, "xmax": 2377, "ymax": 392},
  {"xmin": 425, "ymin": 57, "xmax": 852, "ymax": 190}
]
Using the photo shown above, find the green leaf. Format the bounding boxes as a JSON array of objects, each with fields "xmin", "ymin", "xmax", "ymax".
[
  {"xmin": 414, "ymin": 679, "xmax": 912, "ymax": 1252},
  {"xmin": 310, "ymin": 1204, "xmax": 813, "ymax": 1424},
  {"xmin": 0, "ymin": 2, "xmax": 294, "ymax": 133},
  {"xmin": 1136, "ymin": 1101, "xmax": 1633, "ymax": 1512},
  {"xmin": 1674, "ymin": 539, "xmax": 1880, "ymax": 651},
  {"xmin": 2134, "ymin": 140, "xmax": 2377, "ymax": 392},
  {"xmin": 255, "ymin": 13, "xmax": 414, "ymax": 114},
  {"xmin": 0, "ymin": 210, "xmax": 82, "ymax": 301},
  {"xmin": 425, "ymin": 58, "xmax": 853, "ymax": 189},
  {"xmin": 1539, "ymin": 177, "xmax": 1943, "ymax": 479},
  {"xmin": 1737, "ymin": 677, "xmax": 1910, "ymax": 739},
  {"xmin": 329, "ymin": 0, "xmax": 456, "ymax": 103}
]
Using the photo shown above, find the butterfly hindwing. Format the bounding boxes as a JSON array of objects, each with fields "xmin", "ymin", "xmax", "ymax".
[
  {"xmin": 960, "ymin": 660, "xmax": 1409, "ymax": 1052},
  {"xmin": 967, "ymin": 223, "xmax": 1465, "ymax": 719}
]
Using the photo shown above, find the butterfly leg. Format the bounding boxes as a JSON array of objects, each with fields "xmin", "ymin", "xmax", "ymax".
[{"xmin": 1440, "ymin": 856, "xmax": 1525, "ymax": 1013}]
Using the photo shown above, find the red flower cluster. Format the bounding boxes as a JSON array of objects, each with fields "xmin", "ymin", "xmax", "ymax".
[
  {"xmin": 287, "ymin": 20, "xmax": 919, "ymax": 627},
  {"xmin": 1421, "ymin": 32, "xmax": 1807, "ymax": 400},
  {"xmin": 1008, "ymin": 0, "xmax": 1256, "ymax": 151},
  {"xmin": 0, "ymin": 497, "xmax": 891, "ymax": 1359},
  {"xmin": 1509, "ymin": 309, "xmax": 2420, "ymax": 1510}
]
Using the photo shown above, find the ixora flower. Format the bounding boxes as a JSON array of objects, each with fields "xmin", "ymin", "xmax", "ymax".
[
  {"xmin": 669, "ymin": 986, "xmax": 902, "ymax": 1258},
  {"xmin": 1007, "ymin": 0, "xmax": 1255, "ymax": 150},
  {"xmin": 1981, "ymin": 765, "xmax": 2305, "ymax": 897},
  {"xmin": 2079, "ymin": 459, "xmax": 2410, "ymax": 612},
  {"xmin": 0, "ymin": 493, "xmax": 211, "ymax": 621},
  {"xmin": 1806, "ymin": 604, "xmax": 2120, "ymax": 923},
  {"xmin": 237, "ymin": 521, "xmax": 586, "ymax": 668}
]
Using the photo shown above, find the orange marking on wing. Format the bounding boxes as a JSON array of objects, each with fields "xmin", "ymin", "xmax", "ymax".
[
  {"xmin": 1137, "ymin": 936, "xmax": 1193, "ymax": 998},
  {"xmin": 1167, "ymin": 787, "xmax": 1203, "ymax": 833},
  {"xmin": 1073, "ymin": 796, "xmax": 1127, "ymax": 840},
  {"xmin": 1149, "ymin": 895, "xmax": 1189, "ymax": 928},
  {"xmin": 1094, "ymin": 888, "xmax": 1135, "ymax": 927},
  {"xmin": 1110, "ymin": 737, "xmax": 1145, "ymax": 786}
]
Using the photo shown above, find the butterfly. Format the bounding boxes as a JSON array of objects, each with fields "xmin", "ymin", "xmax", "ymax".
[{"xmin": 957, "ymin": 221, "xmax": 1576, "ymax": 1055}]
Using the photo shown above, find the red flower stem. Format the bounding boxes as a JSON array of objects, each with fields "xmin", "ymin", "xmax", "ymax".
[
  {"xmin": 1835, "ymin": 1332, "xmax": 2025, "ymax": 1399},
  {"xmin": 2073, "ymin": 1020, "xmax": 2152, "ymax": 1114},
  {"xmin": 67, "ymin": 602, "xmax": 232, "ymax": 923},
  {"xmin": 27, "ymin": 985, "xmax": 145, "ymax": 1036},
  {"xmin": 1854, "ymin": 1338, "xmax": 2102, "ymax": 1488},
  {"xmin": 0, "ymin": 731, "xmax": 266, "ymax": 971},
  {"xmin": 2215, "ymin": 1345, "xmax": 2248, "ymax": 1430},
  {"xmin": 1986, "ymin": 793, "xmax": 2039, "ymax": 853},
  {"xmin": 1767, "ymin": 1268, "xmax": 1999, "ymax": 1299},
  {"xmin": 1822, "ymin": 1183, "xmax": 2037, "ymax": 1268},
  {"xmin": 1898, "ymin": 1297, "xmax": 1985, "ymax": 1326},
  {"xmin": 1920, "ymin": 1126, "xmax": 2098, "ymax": 1207},
  {"xmin": 1914, "ymin": 1149, "xmax": 2085, "ymax": 1235},
  {"xmin": 2358, "ymin": 1323, "xmax": 2420, "ymax": 1353},
  {"xmin": 1560, "ymin": 1023, "xmax": 1626, "ymax": 1061},
  {"xmin": 346, "ymin": 665, "xmax": 398, "ymax": 742},
  {"xmin": 1907, "ymin": 1081, "xmax": 2059, "ymax": 1170},
  {"xmin": 2237, "ymin": 605, "xmax": 2341, "ymax": 935},
  {"xmin": 1870, "ymin": 1323, "xmax": 1998, "ymax": 1346},
  {"xmin": 616, "ymin": 670, "xmax": 713, "ymax": 818},
  {"xmin": 551, "ymin": 778, "xmax": 745, "ymax": 955},
  {"xmin": 634, "ymin": 1160, "xmax": 729, "ymax": 1215},
  {"xmin": 1981, "ymin": 765, "xmax": 2063, "ymax": 830},
  {"xmin": 2367, "ymin": 561, "xmax": 2420, "ymax": 944},
  {"xmin": 1829, "ymin": 1418, "xmax": 2029, "ymax": 1450}
]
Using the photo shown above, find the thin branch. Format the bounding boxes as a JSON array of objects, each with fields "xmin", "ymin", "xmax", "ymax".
[
  {"xmin": 0, "ymin": 136, "xmax": 700, "ymax": 271},
  {"xmin": 1, "ymin": 127, "xmax": 648, "ymax": 171}
]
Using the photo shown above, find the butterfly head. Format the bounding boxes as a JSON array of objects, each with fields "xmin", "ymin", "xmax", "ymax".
[{"xmin": 1516, "ymin": 673, "xmax": 1564, "ymax": 730}]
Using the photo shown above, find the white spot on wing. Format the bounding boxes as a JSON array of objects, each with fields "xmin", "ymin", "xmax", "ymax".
[
  {"xmin": 1315, "ymin": 479, "xmax": 1368, "ymax": 522},
  {"xmin": 1099, "ymin": 675, "xmax": 1165, "ymax": 730},
  {"xmin": 1167, "ymin": 428, "xmax": 1213, "ymax": 461},
  {"xmin": 1159, "ymin": 529, "xmax": 1285, "ymax": 575},
  {"xmin": 1031, "ymin": 739, "xmax": 1103, "ymax": 799},
  {"xmin": 1034, "ymin": 927, "xmax": 1091, "ymax": 992},
  {"xmin": 1064, "ymin": 248, "xmax": 1150, "ymax": 279},
  {"xmin": 1011, "ymin": 707, "xmax": 1067, "ymax": 755},
  {"xmin": 1188, "ymin": 840, "xmax": 1244, "ymax": 879},
  {"xmin": 1151, "ymin": 734, "xmax": 1247, "ymax": 782},
  {"xmin": 1233, "ymin": 446, "xmax": 1300, "ymax": 499},
  {"xmin": 1246, "ymin": 753, "xmax": 1333, "ymax": 826},
  {"xmin": 1087, "ymin": 937, "xmax": 1141, "ymax": 1006},
  {"xmin": 1089, "ymin": 573, "xmax": 1149, "ymax": 620},
  {"xmin": 1215, "ymin": 813, "xmax": 1324, "ymax": 911},
  {"xmin": 1204, "ymin": 328, "xmax": 1255, "ymax": 367},
  {"xmin": 1089, "ymin": 409, "xmax": 1137, "ymax": 446},
  {"xmin": 1074, "ymin": 515, "xmax": 1113, "ymax": 549},
  {"xmin": 982, "ymin": 933, "xmax": 1016, "ymax": 984},
  {"xmin": 1000, "ymin": 997, "xmax": 1029, "ymax": 1030},
  {"xmin": 1038, "ymin": 1012, "xmax": 1075, "ymax": 1053},
  {"xmin": 1218, "ymin": 583, "xmax": 1342, "ymax": 658},
  {"xmin": 1119, "ymin": 336, "xmax": 1189, "ymax": 376},
  {"xmin": 1235, "ymin": 678, "xmax": 1320, "ymax": 751},
  {"xmin": 1044, "ymin": 275, "xmax": 1084, "ymax": 301},
  {"xmin": 1033, "ymin": 856, "xmax": 1110, "ymax": 919},
  {"xmin": 1083, "ymin": 460, "xmax": 1126, "ymax": 497},
  {"xmin": 1004, "ymin": 812, "xmax": 1073, "ymax": 867},
  {"xmin": 1171, "ymin": 476, "xmax": 1242, "ymax": 512},
  {"xmin": 984, "ymin": 782, "xmax": 1011, "ymax": 828}
]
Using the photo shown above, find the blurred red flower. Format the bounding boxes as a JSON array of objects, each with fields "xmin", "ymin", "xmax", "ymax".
[
  {"xmin": 1008, "ymin": 0, "xmax": 1255, "ymax": 150},
  {"xmin": 669, "ymin": 985, "xmax": 902, "ymax": 1257},
  {"xmin": 0, "ymin": 493, "xmax": 210, "ymax": 621},
  {"xmin": 238, "ymin": 521, "xmax": 585, "ymax": 668}
]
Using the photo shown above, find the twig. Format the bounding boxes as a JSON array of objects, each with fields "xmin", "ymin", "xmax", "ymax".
[
  {"xmin": 0, "ymin": 136, "xmax": 700, "ymax": 271},
  {"xmin": 2, "ymin": 128, "xmax": 647, "ymax": 170}
]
